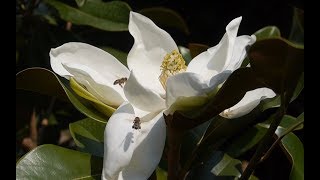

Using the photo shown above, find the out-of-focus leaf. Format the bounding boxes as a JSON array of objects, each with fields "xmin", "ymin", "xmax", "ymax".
[
  {"xmin": 179, "ymin": 46, "xmax": 192, "ymax": 65},
  {"xmin": 289, "ymin": 8, "xmax": 304, "ymax": 45},
  {"xmin": 188, "ymin": 43, "xmax": 209, "ymax": 58},
  {"xmin": 16, "ymin": 68, "xmax": 109, "ymax": 123},
  {"xmin": 44, "ymin": 0, "xmax": 131, "ymax": 31},
  {"xmin": 70, "ymin": 77, "xmax": 116, "ymax": 117},
  {"xmin": 225, "ymin": 126, "xmax": 267, "ymax": 157},
  {"xmin": 16, "ymin": 68, "xmax": 67, "ymax": 100},
  {"xmin": 69, "ymin": 118, "xmax": 106, "ymax": 157},
  {"xmin": 139, "ymin": 7, "xmax": 190, "ymax": 35},
  {"xmin": 100, "ymin": 47, "xmax": 128, "ymax": 67},
  {"xmin": 211, "ymin": 152, "xmax": 242, "ymax": 177},
  {"xmin": 281, "ymin": 133, "xmax": 304, "ymax": 180},
  {"xmin": 75, "ymin": 0, "xmax": 86, "ymax": 7},
  {"xmin": 188, "ymin": 151, "xmax": 241, "ymax": 179},
  {"xmin": 254, "ymin": 26, "xmax": 281, "ymax": 41},
  {"xmin": 16, "ymin": 144, "xmax": 103, "ymax": 179},
  {"xmin": 156, "ymin": 167, "xmax": 167, "ymax": 180}
]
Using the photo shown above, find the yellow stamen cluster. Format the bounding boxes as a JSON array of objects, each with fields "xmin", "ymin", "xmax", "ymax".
[{"xmin": 159, "ymin": 50, "xmax": 187, "ymax": 89}]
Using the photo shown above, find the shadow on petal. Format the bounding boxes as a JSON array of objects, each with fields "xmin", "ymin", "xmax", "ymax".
[{"xmin": 124, "ymin": 132, "xmax": 134, "ymax": 152}]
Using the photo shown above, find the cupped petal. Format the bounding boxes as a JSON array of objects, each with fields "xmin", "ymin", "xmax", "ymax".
[
  {"xmin": 50, "ymin": 42, "xmax": 129, "ymax": 80},
  {"xmin": 63, "ymin": 63, "xmax": 126, "ymax": 107},
  {"xmin": 127, "ymin": 11, "xmax": 178, "ymax": 95},
  {"xmin": 102, "ymin": 102, "xmax": 166, "ymax": 180},
  {"xmin": 220, "ymin": 88, "xmax": 276, "ymax": 119},
  {"xmin": 166, "ymin": 71, "xmax": 232, "ymax": 111},
  {"xmin": 124, "ymin": 70, "xmax": 166, "ymax": 112},
  {"xmin": 187, "ymin": 17, "xmax": 242, "ymax": 79}
]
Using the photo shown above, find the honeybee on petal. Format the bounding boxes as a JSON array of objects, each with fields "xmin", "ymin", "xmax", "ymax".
[
  {"xmin": 132, "ymin": 117, "xmax": 141, "ymax": 130},
  {"xmin": 113, "ymin": 77, "xmax": 127, "ymax": 88}
]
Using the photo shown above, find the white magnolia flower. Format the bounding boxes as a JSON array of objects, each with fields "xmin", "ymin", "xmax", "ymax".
[{"xmin": 49, "ymin": 11, "xmax": 274, "ymax": 180}]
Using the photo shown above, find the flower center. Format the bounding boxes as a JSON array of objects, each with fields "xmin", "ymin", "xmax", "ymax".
[{"xmin": 159, "ymin": 50, "xmax": 187, "ymax": 89}]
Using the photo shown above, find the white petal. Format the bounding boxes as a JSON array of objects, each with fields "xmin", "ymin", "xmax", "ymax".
[
  {"xmin": 187, "ymin": 17, "xmax": 242, "ymax": 79},
  {"xmin": 102, "ymin": 102, "xmax": 166, "ymax": 180},
  {"xmin": 63, "ymin": 63, "xmax": 126, "ymax": 106},
  {"xmin": 127, "ymin": 11, "xmax": 178, "ymax": 95},
  {"xmin": 50, "ymin": 42, "xmax": 129, "ymax": 80},
  {"xmin": 50, "ymin": 42, "xmax": 130, "ymax": 106},
  {"xmin": 166, "ymin": 72, "xmax": 208, "ymax": 109},
  {"xmin": 220, "ymin": 88, "xmax": 276, "ymax": 119},
  {"xmin": 166, "ymin": 71, "xmax": 231, "ymax": 111},
  {"xmin": 225, "ymin": 35, "xmax": 256, "ymax": 71},
  {"xmin": 124, "ymin": 70, "xmax": 166, "ymax": 112}
]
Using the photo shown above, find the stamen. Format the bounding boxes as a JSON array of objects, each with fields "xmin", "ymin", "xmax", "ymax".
[{"xmin": 159, "ymin": 50, "xmax": 187, "ymax": 89}]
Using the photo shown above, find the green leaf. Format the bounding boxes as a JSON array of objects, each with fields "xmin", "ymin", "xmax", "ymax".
[
  {"xmin": 254, "ymin": 26, "xmax": 281, "ymax": 41},
  {"xmin": 69, "ymin": 118, "xmax": 106, "ymax": 157},
  {"xmin": 225, "ymin": 126, "xmax": 267, "ymax": 157},
  {"xmin": 139, "ymin": 7, "xmax": 190, "ymax": 35},
  {"xmin": 281, "ymin": 133, "xmax": 304, "ymax": 180},
  {"xmin": 100, "ymin": 47, "xmax": 128, "ymax": 67},
  {"xmin": 16, "ymin": 68, "xmax": 109, "ymax": 123},
  {"xmin": 211, "ymin": 152, "xmax": 242, "ymax": 177},
  {"xmin": 44, "ymin": 0, "xmax": 131, "ymax": 31},
  {"xmin": 178, "ymin": 46, "xmax": 192, "ymax": 65},
  {"xmin": 248, "ymin": 38, "xmax": 304, "ymax": 103},
  {"xmin": 156, "ymin": 167, "xmax": 168, "ymax": 180},
  {"xmin": 289, "ymin": 8, "xmax": 304, "ymax": 45},
  {"xmin": 75, "ymin": 0, "xmax": 86, "ymax": 7},
  {"xmin": 16, "ymin": 144, "xmax": 103, "ymax": 179}
]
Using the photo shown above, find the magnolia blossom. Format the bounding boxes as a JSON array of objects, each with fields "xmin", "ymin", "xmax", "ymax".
[{"xmin": 50, "ymin": 12, "xmax": 275, "ymax": 180}]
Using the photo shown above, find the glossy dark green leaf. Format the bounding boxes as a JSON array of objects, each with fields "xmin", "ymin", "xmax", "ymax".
[
  {"xmin": 281, "ymin": 133, "xmax": 304, "ymax": 180},
  {"xmin": 69, "ymin": 118, "xmax": 106, "ymax": 157},
  {"xmin": 44, "ymin": 0, "xmax": 131, "ymax": 31},
  {"xmin": 249, "ymin": 38, "xmax": 304, "ymax": 102},
  {"xmin": 188, "ymin": 43, "xmax": 209, "ymax": 58},
  {"xmin": 139, "ymin": 7, "xmax": 190, "ymax": 35},
  {"xmin": 16, "ymin": 68, "xmax": 108, "ymax": 122},
  {"xmin": 16, "ymin": 144, "xmax": 103, "ymax": 179},
  {"xmin": 254, "ymin": 26, "xmax": 281, "ymax": 41},
  {"xmin": 100, "ymin": 47, "xmax": 128, "ymax": 67}
]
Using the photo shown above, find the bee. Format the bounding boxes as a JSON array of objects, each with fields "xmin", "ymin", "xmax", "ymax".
[
  {"xmin": 132, "ymin": 117, "xmax": 141, "ymax": 130},
  {"xmin": 113, "ymin": 77, "xmax": 128, "ymax": 88}
]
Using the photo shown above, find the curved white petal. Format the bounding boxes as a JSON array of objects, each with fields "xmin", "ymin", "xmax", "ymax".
[
  {"xmin": 187, "ymin": 17, "xmax": 242, "ymax": 79},
  {"xmin": 220, "ymin": 88, "xmax": 276, "ymax": 119},
  {"xmin": 166, "ymin": 71, "xmax": 232, "ymax": 110},
  {"xmin": 50, "ymin": 42, "xmax": 130, "ymax": 80},
  {"xmin": 124, "ymin": 70, "xmax": 166, "ymax": 112},
  {"xmin": 63, "ymin": 63, "xmax": 126, "ymax": 106},
  {"xmin": 102, "ymin": 102, "xmax": 166, "ymax": 180},
  {"xmin": 225, "ymin": 35, "xmax": 256, "ymax": 71},
  {"xmin": 166, "ymin": 72, "xmax": 208, "ymax": 109},
  {"xmin": 127, "ymin": 11, "xmax": 178, "ymax": 95}
]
